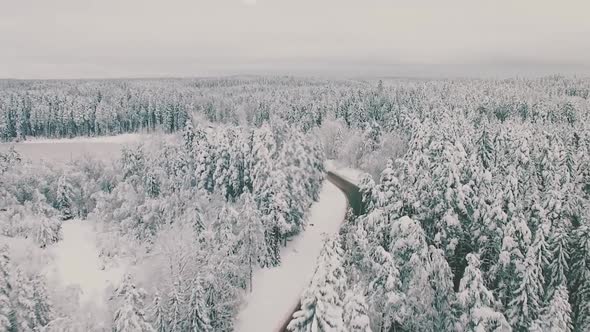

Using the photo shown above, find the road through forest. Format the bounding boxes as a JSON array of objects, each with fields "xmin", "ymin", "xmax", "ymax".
[{"xmin": 235, "ymin": 168, "xmax": 361, "ymax": 332}]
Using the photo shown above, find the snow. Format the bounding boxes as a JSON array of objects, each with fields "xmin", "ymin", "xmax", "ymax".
[
  {"xmin": 46, "ymin": 220, "xmax": 125, "ymax": 307},
  {"xmin": 16, "ymin": 133, "xmax": 143, "ymax": 144},
  {"xmin": 0, "ymin": 133, "xmax": 173, "ymax": 163},
  {"xmin": 325, "ymin": 159, "xmax": 362, "ymax": 185},
  {"xmin": 234, "ymin": 180, "xmax": 348, "ymax": 332}
]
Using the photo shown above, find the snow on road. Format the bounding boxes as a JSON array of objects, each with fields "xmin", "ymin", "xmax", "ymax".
[
  {"xmin": 47, "ymin": 220, "xmax": 125, "ymax": 307},
  {"xmin": 235, "ymin": 179, "xmax": 348, "ymax": 332}
]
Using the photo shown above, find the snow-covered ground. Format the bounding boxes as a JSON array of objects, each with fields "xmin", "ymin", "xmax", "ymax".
[
  {"xmin": 0, "ymin": 133, "xmax": 172, "ymax": 163},
  {"xmin": 46, "ymin": 220, "xmax": 125, "ymax": 307},
  {"xmin": 326, "ymin": 159, "xmax": 362, "ymax": 185},
  {"xmin": 16, "ymin": 133, "xmax": 143, "ymax": 144},
  {"xmin": 235, "ymin": 164, "xmax": 362, "ymax": 332}
]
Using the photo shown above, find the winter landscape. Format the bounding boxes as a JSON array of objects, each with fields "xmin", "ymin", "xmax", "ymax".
[{"xmin": 2, "ymin": 1, "xmax": 590, "ymax": 332}]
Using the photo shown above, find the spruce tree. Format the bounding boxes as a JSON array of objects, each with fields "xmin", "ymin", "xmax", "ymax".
[
  {"xmin": 343, "ymin": 288, "xmax": 373, "ymax": 332},
  {"xmin": 547, "ymin": 222, "xmax": 570, "ymax": 296},
  {"xmin": 288, "ymin": 236, "xmax": 346, "ymax": 332},
  {"xmin": 112, "ymin": 274, "xmax": 155, "ymax": 332},
  {"xmin": 457, "ymin": 254, "xmax": 510, "ymax": 332},
  {"xmin": 12, "ymin": 269, "xmax": 38, "ymax": 332},
  {"xmin": 428, "ymin": 246, "xmax": 458, "ymax": 331},
  {"xmin": 507, "ymin": 245, "xmax": 543, "ymax": 331},
  {"xmin": 570, "ymin": 224, "xmax": 590, "ymax": 331},
  {"xmin": 56, "ymin": 175, "xmax": 75, "ymax": 220},
  {"xmin": 532, "ymin": 283, "xmax": 572, "ymax": 332},
  {"xmin": 148, "ymin": 292, "xmax": 167, "ymax": 332},
  {"xmin": 187, "ymin": 284, "xmax": 211, "ymax": 332},
  {"xmin": 0, "ymin": 245, "xmax": 12, "ymax": 332},
  {"xmin": 32, "ymin": 276, "xmax": 53, "ymax": 328},
  {"xmin": 236, "ymin": 194, "xmax": 266, "ymax": 291},
  {"xmin": 366, "ymin": 245, "xmax": 402, "ymax": 331}
]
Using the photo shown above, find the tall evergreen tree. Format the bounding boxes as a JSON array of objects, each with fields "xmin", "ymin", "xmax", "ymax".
[
  {"xmin": 56, "ymin": 175, "xmax": 75, "ymax": 220},
  {"xmin": 288, "ymin": 236, "xmax": 346, "ymax": 332},
  {"xmin": 187, "ymin": 284, "xmax": 210, "ymax": 332},
  {"xmin": 0, "ymin": 245, "xmax": 12, "ymax": 332},
  {"xmin": 570, "ymin": 224, "xmax": 590, "ymax": 331},
  {"xmin": 428, "ymin": 246, "xmax": 458, "ymax": 331},
  {"xmin": 148, "ymin": 292, "xmax": 167, "ymax": 332},
  {"xmin": 112, "ymin": 274, "xmax": 155, "ymax": 332},
  {"xmin": 507, "ymin": 244, "xmax": 544, "ymax": 331},
  {"xmin": 236, "ymin": 194, "xmax": 267, "ymax": 291},
  {"xmin": 457, "ymin": 254, "xmax": 510, "ymax": 332},
  {"xmin": 12, "ymin": 269, "xmax": 38, "ymax": 332},
  {"xmin": 531, "ymin": 283, "xmax": 572, "ymax": 332},
  {"xmin": 547, "ymin": 222, "xmax": 570, "ymax": 297},
  {"xmin": 366, "ymin": 245, "xmax": 403, "ymax": 331},
  {"xmin": 342, "ymin": 288, "xmax": 372, "ymax": 332}
]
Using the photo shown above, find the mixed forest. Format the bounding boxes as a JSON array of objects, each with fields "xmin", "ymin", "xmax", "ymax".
[{"xmin": 1, "ymin": 76, "xmax": 590, "ymax": 331}]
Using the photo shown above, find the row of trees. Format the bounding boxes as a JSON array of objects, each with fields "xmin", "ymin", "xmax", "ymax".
[{"xmin": 1, "ymin": 76, "xmax": 588, "ymax": 142}]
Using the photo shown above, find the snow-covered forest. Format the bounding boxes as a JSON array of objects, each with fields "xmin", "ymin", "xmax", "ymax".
[{"xmin": 1, "ymin": 76, "xmax": 590, "ymax": 331}]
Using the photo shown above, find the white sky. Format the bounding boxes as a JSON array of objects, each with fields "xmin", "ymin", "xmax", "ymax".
[{"xmin": 1, "ymin": 0, "xmax": 590, "ymax": 78}]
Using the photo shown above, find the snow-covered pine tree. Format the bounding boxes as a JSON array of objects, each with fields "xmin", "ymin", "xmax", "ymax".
[
  {"xmin": 506, "ymin": 242, "xmax": 544, "ymax": 331},
  {"xmin": 236, "ymin": 194, "xmax": 266, "ymax": 291},
  {"xmin": 213, "ymin": 129, "xmax": 232, "ymax": 198},
  {"xmin": 387, "ymin": 216, "xmax": 440, "ymax": 330},
  {"xmin": 377, "ymin": 159, "xmax": 399, "ymax": 208},
  {"xmin": 166, "ymin": 281, "xmax": 185, "ymax": 332},
  {"xmin": 0, "ymin": 245, "xmax": 12, "ymax": 332},
  {"xmin": 228, "ymin": 129, "xmax": 249, "ymax": 200},
  {"xmin": 342, "ymin": 288, "xmax": 372, "ymax": 332},
  {"xmin": 34, "ymin": 215, "xmax": 62, "ymax": 248},
  {"xmin": 187, "ymin": 284, "xmax": 211, "ymax": 332},
  {"xmin": 194, "ymin": 128, "xmax": 214, "ymax": 192},
  {"xmin": 428, "ymin": 246, "xmax": 458, "ymax": 331},
  {"xmin": 358, "ymin": 174, "xmax": 377, "ymax": 214},
  {"xmin": 56, "ymin": 175, "xmax": 75, "ymax": 220},
  {"xmin": 477, "ymin": 127, "xmax": 495, "ymax": 169},
  {"xmin": 457, "ymin": 254, "xmax": 510, "ymax": 332},
  {"xmin": 112, "ymin": 274, "xmax": 155, "ymax": 332},
  {"xmin": 531, "ymin": 283, "xmax": 572, "ymax": 332},
  {"xmin": 258, "ymin": 172, "xmax": 290, "ymax": 267},
  {"xmin": 547, "ymin": 222, "xmax": 570, "ymax": 297},
  {"xmin": 366, "ymin": 245, "xmax": 402, "ymax": 331},
  {"xmin": 182, "ymin": 118, "xmax": 195, "ymax": 151},
  {"xmin": 495, "ymin": 211, "xmax": 531, "ymax": 308},
  {"xmin": 12, "ymin": 269, "xmax": 39, "ymax": 332},
  {"xmin": 288, "ymin": 236, "xmax": 346, "ymax": 332},
  {"xmin": 570, "ymin": 224, "xmax": 590, "ymax": 331},
  {"xmin": 148, "ymin": 292, "xmax": 167, "ymax": 332},
  {"xmin": 251, "ymin": 124, "xmax": 276, "ymax": 195},
  {"xmin": 32, "ymin": 276, "xmax": 53, "ymax": 328}
]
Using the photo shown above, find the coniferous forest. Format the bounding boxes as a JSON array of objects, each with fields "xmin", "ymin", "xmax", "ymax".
[{"xmin": 1, "ymin": 76, "xmax": 590, "ymax": 331}]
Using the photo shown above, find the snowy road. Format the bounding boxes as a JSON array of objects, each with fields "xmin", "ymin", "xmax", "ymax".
[{"xmin": 234, "ymin": 180, "xmax": 348, "ymax": 332}]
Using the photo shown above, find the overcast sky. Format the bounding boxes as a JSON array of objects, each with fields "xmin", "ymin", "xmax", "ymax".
[{"xmin": 1, "ymin": 0, "xmax": 590, "ymax": 78}]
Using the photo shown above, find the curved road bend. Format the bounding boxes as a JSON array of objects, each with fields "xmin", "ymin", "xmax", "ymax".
[{"xmin": 277, "ymin": 171, "xmax": 362, "ymax": 332}]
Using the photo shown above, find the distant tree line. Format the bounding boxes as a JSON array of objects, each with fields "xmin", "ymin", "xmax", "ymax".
[{"xmin": 1, "ymin": 76, "xmax": 588, "ymax": 142}]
